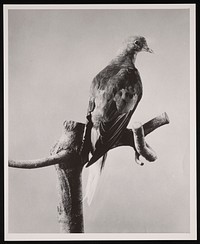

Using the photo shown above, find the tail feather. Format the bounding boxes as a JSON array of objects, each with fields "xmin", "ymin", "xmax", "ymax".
[
  {"xmin": 84, "ymin": 127, "xmax": 107, "ymax": 205},
  {"xmin": 84, "ymin": 156, "xmax": 106, "ymax": 205}
]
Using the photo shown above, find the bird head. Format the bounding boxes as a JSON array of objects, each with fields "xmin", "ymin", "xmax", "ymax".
[{"xmin": 123, "ymin": 36, "xmax": 153, "ymax": 54}]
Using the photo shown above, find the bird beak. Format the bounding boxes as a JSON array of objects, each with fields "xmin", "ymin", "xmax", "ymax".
[{"xmin": 142, "ymin": 45, "xmax": 154, "ymax": 53}]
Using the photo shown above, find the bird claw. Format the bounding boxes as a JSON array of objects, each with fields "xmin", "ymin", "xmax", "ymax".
[{"xmin": 135, "ymin": 152, "xmax": 144, "ymax": 166}]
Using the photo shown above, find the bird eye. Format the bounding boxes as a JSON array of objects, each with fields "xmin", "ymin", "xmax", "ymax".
[
  {"xmin": 134, "ymin": 40, "xmax": 140, "ymax": 46},
  {"xmin": 129, "ymin": 94, "xmax": 133, "ymax": 99}
]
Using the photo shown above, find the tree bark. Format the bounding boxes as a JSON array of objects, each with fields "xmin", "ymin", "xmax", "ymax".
[{"xmin": 50, "ymin": 121, "xmax": 85, "ymax": 233}]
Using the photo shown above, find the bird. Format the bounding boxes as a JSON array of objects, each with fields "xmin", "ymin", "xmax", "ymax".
[{"xmin": 80, "ymin": 35, "xmax": 153, "ymax": 205}]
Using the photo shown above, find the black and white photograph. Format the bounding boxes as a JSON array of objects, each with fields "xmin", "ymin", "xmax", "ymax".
[{"xmin": 4, "ymin": 4, "xmax": 196, "ymax": 240}]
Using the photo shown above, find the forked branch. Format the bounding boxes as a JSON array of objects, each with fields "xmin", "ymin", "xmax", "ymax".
[
  {"xmin": 8, "ymin": 112, "xmax": 169, "ymax": 169},
  {"xmin": 8, "ymin": 113, "xmax": 169, "ymax": 233}
]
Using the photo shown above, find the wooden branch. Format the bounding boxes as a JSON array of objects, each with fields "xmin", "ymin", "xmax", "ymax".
[
  {"xmin": 8, "ymin": 114, "xmax": 169, "ymax": 233},
  {"xmin": 55, "ymin": 165, "xmax": 84, "ymax": 233},
  {"xmin": 143, "ymin": 112, "xmax": 170, "ymax": 136},
  {"xmin": 8, "ymin": 120, "xmax": 84, "ymax": 169},
  {"xmin": 111, "ymin": 112, "xmax": 169, "ymax": 165},
  {"xmin": 132, "ymin": 122, "xmax": 157, "ymax": 162},
  {"xmin": 8, "ymin": 150, "xmax": 71, "ymax": 169},
  {"xmin": 51, "ymin": 121, "xmax": 85, "ymax": 233},
  {"xmin": 111, "ymin": 112, "xmax": 170, "ymax": 150},
  {"xmin": 8, "ymin": 112, "xmax": 169, "ymax": 169}
]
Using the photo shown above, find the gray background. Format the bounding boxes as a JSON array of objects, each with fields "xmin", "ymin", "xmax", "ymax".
[{"xmin": 8, "ymin": 8, "xmax": 190, "ymax": 233}]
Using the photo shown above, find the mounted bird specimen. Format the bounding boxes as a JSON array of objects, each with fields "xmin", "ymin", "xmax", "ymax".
[{"xmin": 80, "ymin": 36, "xmax": 153, "ymax": 205}]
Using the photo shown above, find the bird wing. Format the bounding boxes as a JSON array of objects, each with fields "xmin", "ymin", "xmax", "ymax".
[{"xmin": 86, "ymin": 67, "xmax": 142, "ymax": 167}]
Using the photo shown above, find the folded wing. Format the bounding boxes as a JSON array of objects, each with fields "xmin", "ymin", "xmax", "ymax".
[{"xmin": 86, "ymin": 67, "xmax": 142, "ymax": 167}]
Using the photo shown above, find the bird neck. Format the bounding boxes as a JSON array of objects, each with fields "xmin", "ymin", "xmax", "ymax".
[
  {"xmin": 131, "ymin": 52, "xmax": 138, "ymax": 64},
  {"xmin": 112, "ymin": 50, "xmax": 138, "ymax": 66}
]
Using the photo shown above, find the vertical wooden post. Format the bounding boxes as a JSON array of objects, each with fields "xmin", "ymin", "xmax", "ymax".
[
  {"xmin": 51, "ymin": 121, "xmax": 85, "ymax": 233},
  {"xmin": 55, "ymin": 164, "xmax": 84, "ymax": 233}
]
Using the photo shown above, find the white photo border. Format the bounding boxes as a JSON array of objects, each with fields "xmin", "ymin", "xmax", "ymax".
[{"xmin": 4, "ymin": 3, "xmax": 196, "ymax": 241}]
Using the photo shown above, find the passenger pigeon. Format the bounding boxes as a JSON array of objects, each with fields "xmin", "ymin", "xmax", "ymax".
[{"xmin": 81, "ymin": 36, "xmax": 153, "ymax": 205}]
